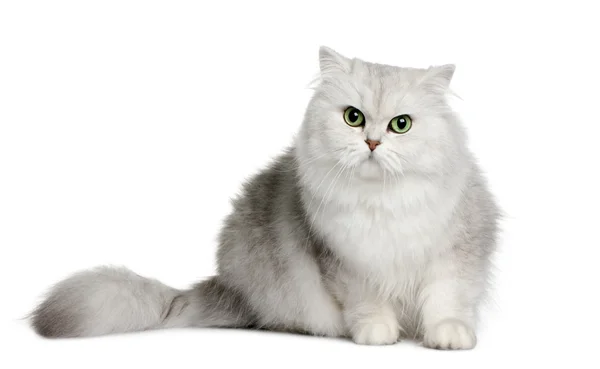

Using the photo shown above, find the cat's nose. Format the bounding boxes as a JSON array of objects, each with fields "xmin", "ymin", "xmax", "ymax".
[{"xmin": 365, "ymin": 139, "xmax": 381, "ymax": 151}]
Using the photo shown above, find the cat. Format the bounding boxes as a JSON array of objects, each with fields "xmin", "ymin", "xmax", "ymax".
[{"xmin": 31, "ymin": 46, "xmax": 499, "ymax": 350}]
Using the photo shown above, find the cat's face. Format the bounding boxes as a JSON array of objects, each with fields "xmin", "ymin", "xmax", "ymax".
[{"xmin": 299, "ymin": 47, "xmax": 465, "ymax": 182}]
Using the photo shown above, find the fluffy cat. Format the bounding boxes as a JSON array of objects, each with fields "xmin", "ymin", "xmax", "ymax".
[{"xmin": 31, "ymin": 46, "xmax": 499, "ymax": 350}]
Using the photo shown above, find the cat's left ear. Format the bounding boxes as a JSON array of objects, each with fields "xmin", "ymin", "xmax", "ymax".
[{"xmin": 424, "ymin": 64, "xmax": 456, "ymax": 92}]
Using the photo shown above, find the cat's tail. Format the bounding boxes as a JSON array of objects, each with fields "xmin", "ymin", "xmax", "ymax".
[{"xmin": 30, "ymin": 266, "xmax": 255, "ymax": 338}]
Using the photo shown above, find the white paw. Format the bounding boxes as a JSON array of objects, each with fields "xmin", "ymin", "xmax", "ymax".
[
  {"xmin": 423, "ymin": 319, "xmax": 476, "ymax": 350},
  {"xmin": 351, "ymin": 315, "xmax": 400, "ymax": 345}
]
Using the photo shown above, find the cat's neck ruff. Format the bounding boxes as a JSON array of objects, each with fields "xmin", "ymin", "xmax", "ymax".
[{"xmin": 298, "ymin": 154, "xmax": 469, "ymax": 283}]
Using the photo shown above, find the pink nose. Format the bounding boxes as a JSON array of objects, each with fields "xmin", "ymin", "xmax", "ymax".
[{"xmin": 365, "ymin": 139, "xmax": 381, "ymax": 151}]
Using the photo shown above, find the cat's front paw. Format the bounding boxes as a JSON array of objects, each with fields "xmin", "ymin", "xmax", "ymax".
[
  {"xmin": 351, "ymin": 315, "xmax": 400, "ymax": 345},
  {"xmin": 423, "ymin": 319, "xmax": 476, "ymax": 350}
]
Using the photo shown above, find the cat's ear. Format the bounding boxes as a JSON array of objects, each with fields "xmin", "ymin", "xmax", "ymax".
[
  {"xmin": 423, "ymin": 64, "xmax": 456, "ymax": 91},
  {"xmin": 319, "ymin": 46, "xmax": 351, "ymax": 75}
]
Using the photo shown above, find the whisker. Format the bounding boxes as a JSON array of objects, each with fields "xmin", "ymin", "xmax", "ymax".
[
  {"xmin": 309, "ymin": 162, "xmax": 348, "ymax": 233},
  {"xmin": 304, "ymin": 159, "xmax": 343, "ymax": 216},
  {"xmin": 271, "ymin": 148, "xmax": 346, "ymax": 173}
]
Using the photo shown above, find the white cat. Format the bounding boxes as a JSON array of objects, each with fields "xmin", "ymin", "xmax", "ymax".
[{"xmin": 31, "ymin": 46, "xmax": 499, "ymax": 350}]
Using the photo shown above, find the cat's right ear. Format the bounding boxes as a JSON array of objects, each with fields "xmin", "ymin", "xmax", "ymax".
[{"xmin": 319, "ymin": 46, "xmax": 351, "ymax": 75}]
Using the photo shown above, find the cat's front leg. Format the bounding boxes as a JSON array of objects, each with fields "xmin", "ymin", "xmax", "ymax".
[
  {"xmin": 343, "ymin": 297, "xmax": 400, "ymax": 345},
  {"xmin": 419, "ymin": 257, "xmax": 480, "ymax": 350}
]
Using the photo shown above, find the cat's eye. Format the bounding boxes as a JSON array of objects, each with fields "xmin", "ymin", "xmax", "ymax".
[
  {"xmin": 343, "ymin": 107, "xmax": 365, "ymax": 127},
  {"xmin": 389, "ymin": 115, "xmax": 412, "ymax": 134}
]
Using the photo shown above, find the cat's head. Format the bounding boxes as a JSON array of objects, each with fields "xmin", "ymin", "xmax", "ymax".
[{"xmin": 297, "ymin": 46, "xmax": 467, "ymax": 182}]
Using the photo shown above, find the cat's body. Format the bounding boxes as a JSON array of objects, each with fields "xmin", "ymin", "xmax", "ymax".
[{"xmin": 31, "ymin": 47, "xmax": 499, "ymax": 349}]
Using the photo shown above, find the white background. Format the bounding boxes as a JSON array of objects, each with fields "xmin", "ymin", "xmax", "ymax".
[{"xmin": 1, "ymin": 1, "xmax": 599, "ymax": 367}]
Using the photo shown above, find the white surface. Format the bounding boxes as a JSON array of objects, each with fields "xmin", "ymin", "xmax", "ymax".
[{"xmin": 1, "ymin": 1, "xmax": 598, "ymax": 367}]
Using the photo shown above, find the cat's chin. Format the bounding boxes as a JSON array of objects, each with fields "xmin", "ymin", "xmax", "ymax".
[{"xmin": 356, "ymin": 158, "xmax": 384, "ymax": 180}]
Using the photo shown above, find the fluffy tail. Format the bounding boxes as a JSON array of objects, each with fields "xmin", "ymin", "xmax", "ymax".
[{"xmin": 31, "ymin": 266, "xmax": 255, "ymax": 338}]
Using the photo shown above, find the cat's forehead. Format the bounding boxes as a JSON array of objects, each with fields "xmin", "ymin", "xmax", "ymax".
[{"xmin": 351, "ymin": 60, "xmax": 423, "ymax": 117}]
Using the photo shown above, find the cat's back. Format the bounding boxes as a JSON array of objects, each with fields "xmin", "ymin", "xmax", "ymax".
[
  {"xmin": 224, "ymin": 149, "xmax": 297, "ymax": 222},
  {"xmin": 216, "ymin": 148, "xmax": 307, "ymax": 267}
]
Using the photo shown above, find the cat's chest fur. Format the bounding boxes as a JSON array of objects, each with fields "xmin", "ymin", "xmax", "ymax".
[{"xmin": 305, "ymin": 175, "xmax": 461, "ymax": 280}]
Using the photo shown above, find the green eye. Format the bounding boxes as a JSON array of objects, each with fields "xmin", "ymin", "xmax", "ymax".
[
  {"xmin": 343, "ymin": 107, "xmax": 365, "ymax": 127},
  {"xmin": 389, "ymin": 114, "xmax": 412, "ymax": 134}
]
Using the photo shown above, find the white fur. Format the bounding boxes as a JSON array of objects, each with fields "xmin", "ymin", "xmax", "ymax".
[
  {"xmin": 296, "ymin": 47, "xmax": 480, "ymax": 346},
  {"xmin": 31, "ymin": 47, "xmax": 496, "ymax": 348}
]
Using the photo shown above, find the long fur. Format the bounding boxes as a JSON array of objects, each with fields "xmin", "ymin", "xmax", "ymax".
[{"xmin": 31, "ymin": 47, "xmax": 499, "ymax": 349}]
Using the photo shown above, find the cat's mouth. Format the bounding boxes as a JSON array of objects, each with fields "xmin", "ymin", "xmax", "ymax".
[
  {"xmin": 362, "ymin": 151, "xmax": 382, "ymax": 166},
  {"xmin": 357, "ymin": 155, "xmax": 383, "ymax": 179}
]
